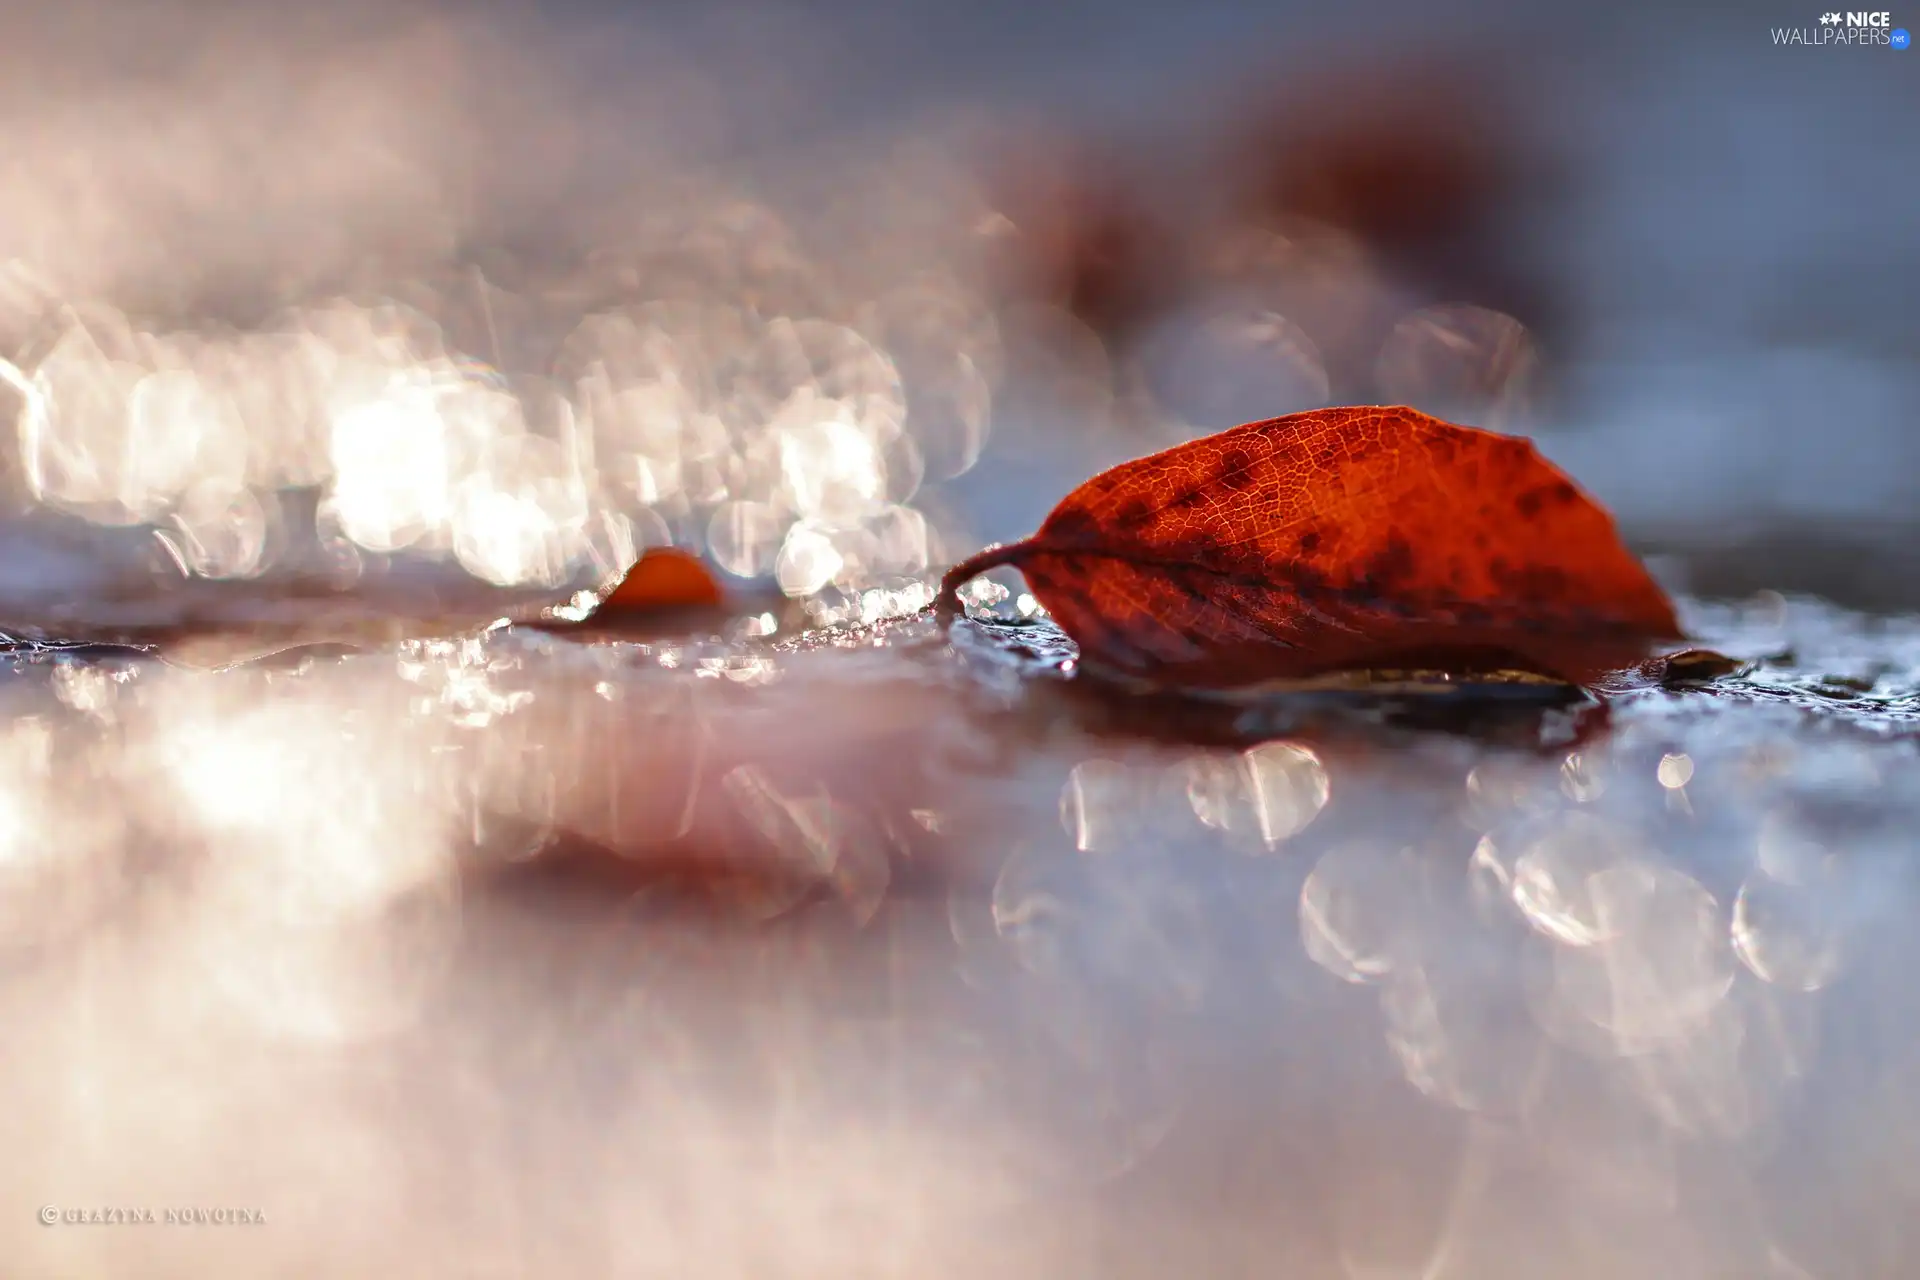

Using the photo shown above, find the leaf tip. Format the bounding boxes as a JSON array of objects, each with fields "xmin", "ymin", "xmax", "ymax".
[{"xmin": 596, "ymin": 547, "xmax": 724, "ymax": 618}]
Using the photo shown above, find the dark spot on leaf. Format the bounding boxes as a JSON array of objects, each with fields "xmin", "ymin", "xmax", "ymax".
[
  {"xmin": 1358, "ymin": 534, "xmax": 1417, "ymax": 592},
  {"xmin": 1046, "ymin": 506, "xmax": 1098, "ymax": 540},
  {"xmin": 1219, "ymin": 448, "xmax": 1257, "ymax": 491}
]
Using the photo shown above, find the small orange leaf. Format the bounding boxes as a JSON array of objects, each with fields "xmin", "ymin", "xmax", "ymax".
[
  {"xmin": 937, "ymin": 405, "xmax": 1681, "ymax": 687},
  {"xmin": 597, "ymin": 547, "xmax": 724, "ymax": 616}
]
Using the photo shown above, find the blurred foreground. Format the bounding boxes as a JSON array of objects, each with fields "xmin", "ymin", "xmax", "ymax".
[{"xmin": 7, "ymin": 593, "xmax": 1920, "ymax": 1278}]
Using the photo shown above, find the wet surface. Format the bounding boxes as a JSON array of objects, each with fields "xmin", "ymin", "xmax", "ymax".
[
  {"xmin": 6, "ymin": 586, "xmax": 1920, "ymax": 1277},
  {"xmin": 0, "ymin": 0, "xmax": 1914, "ymax": 1273}
]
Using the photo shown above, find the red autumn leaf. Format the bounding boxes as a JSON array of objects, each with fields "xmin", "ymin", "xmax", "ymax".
[
  {"xmin": 937, "ymin": 405, "xmax": 1681, "ymax": 687},
  {"xmin": 596, "ymin": 547, "xmax": 724, "ymax": 617}
]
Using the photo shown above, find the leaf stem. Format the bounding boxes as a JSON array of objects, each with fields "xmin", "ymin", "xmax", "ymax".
[{"xmin": 933, "ymin": 540, "xmax": 1036, "ymax": 628}]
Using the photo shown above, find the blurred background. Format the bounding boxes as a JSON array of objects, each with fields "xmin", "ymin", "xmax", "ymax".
[
  {"xmin": 0, "ymin": 0, "xmax": 1912, "ymax": 631},
  {"xmin": 3, "ymin": 2, "xmax": 1919, "ymax": 1278}
]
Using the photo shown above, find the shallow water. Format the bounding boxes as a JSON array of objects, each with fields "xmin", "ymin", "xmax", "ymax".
[{"xmin": 5, "ymin": 588, "xmax": 1920, "ymax": 1278}]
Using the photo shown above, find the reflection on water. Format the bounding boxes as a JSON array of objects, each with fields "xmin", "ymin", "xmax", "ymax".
[{"xmin": 0, "ymin": 594, "xmax": 1917, "ymax": 1276}]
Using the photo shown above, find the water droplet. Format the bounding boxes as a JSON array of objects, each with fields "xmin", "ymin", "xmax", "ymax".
[{"xmin": 1657, "ymin": 753, "xmax": 1695, "ymax": 790}]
